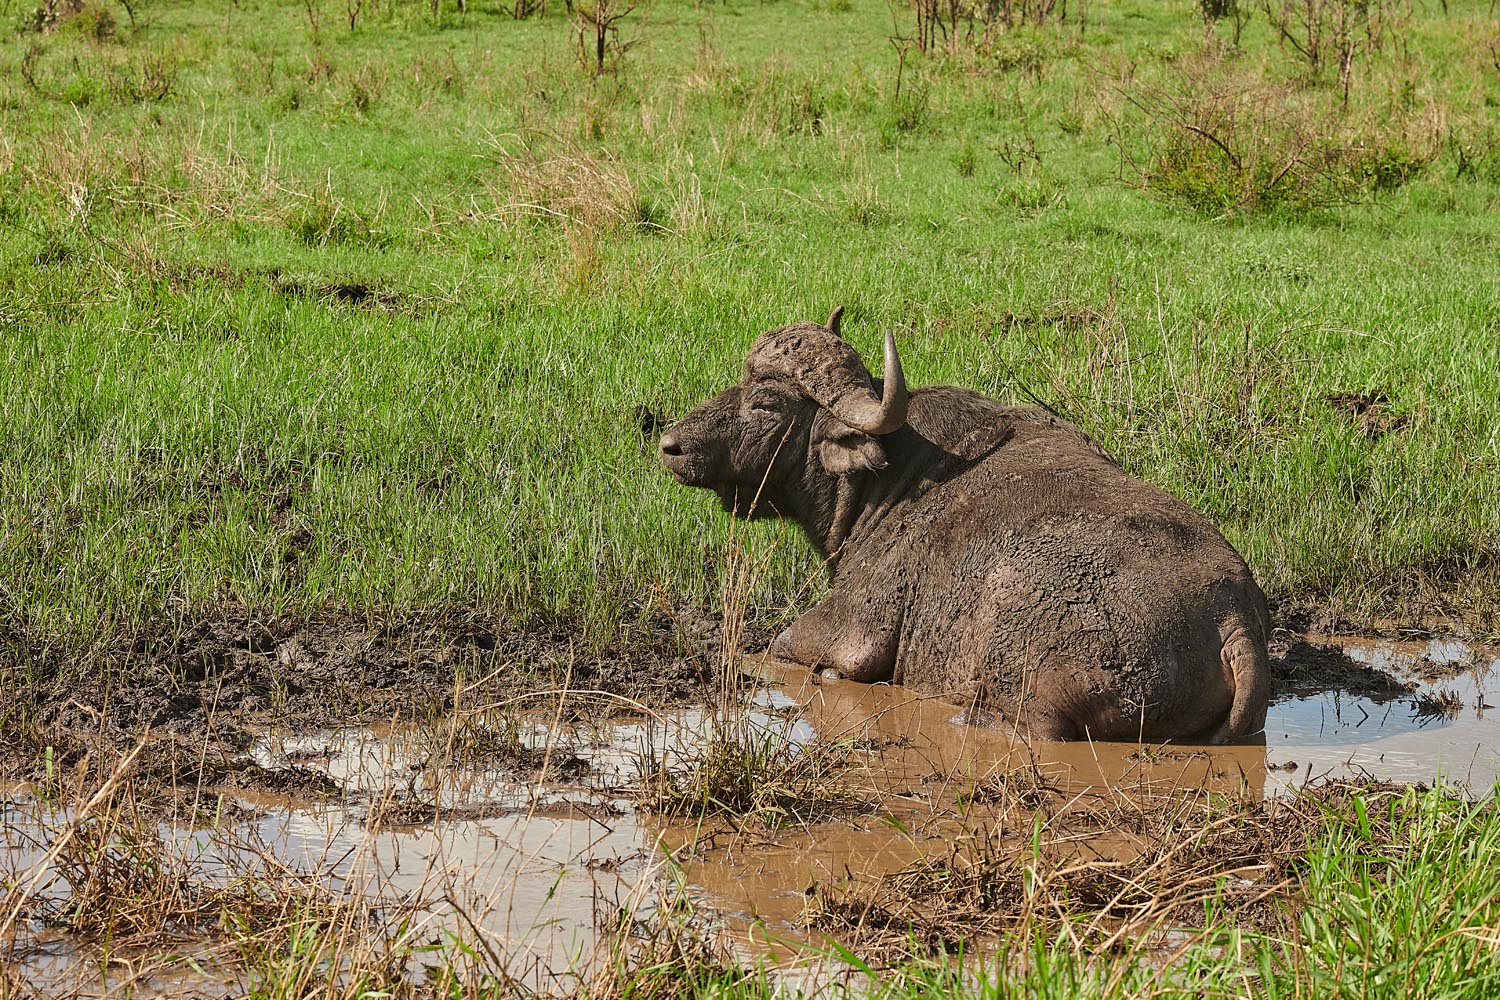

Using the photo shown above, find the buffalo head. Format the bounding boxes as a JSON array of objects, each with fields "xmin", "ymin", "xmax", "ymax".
[{"xmin": 659, "ymin": 308, "xmax": 908, "ymax": 521}]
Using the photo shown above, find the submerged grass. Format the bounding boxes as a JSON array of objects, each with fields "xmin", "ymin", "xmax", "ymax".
[
  {"xmin": 801, "ymin": 780, "xmax": 1454, "ymax": 955},
  {"xmin": 637, "ymin": 727, "xmax": 874, "ymax": 825}
]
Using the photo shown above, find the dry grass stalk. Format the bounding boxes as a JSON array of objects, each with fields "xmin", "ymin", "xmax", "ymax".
[
  {"xmin": 484, "ymin": 134, "xmax": 643, "ymax": 232},
  {"xmin": 11, "ymin": 122, "xmax": 285, "ymax": 229},
  {"xmin": 801, "ymin": 779, "xmax": 1422, "ymax": 960}
]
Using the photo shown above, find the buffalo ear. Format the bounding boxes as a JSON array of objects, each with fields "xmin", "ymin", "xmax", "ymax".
[{"xmin": 813, "ymin": 420, "xmax": 888, "ymax": 476}]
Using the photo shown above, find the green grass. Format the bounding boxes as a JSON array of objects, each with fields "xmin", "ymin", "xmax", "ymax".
[{"xmin": 1, "ymin": 0, "xmax": 1497, "ymax": 656}]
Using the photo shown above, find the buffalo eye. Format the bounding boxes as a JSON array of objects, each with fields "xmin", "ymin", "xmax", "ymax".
[{"xmin": 747, "ymin": 395, "xmax": 781, "ymax": 416}]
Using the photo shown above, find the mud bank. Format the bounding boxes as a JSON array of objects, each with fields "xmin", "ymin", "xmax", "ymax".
[
  {"xmin": 3, "ymin": 631, "xmax": 1498, "ymax": 994},
  {"xmin": 1, "ymin": 611, "xmax": 1482, "ymax": 801},
  {"xmin": 0, "ymin": 609, "xmax": 731, "ymax": 807}
]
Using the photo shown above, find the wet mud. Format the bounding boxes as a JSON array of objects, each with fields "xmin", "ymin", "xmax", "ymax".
[
  {"xmin": 1, "ymin": 609, "xmax": 726, "ymax": 804},
  {"xmin": 3, "ymin": 627, "xmax": 1499, "ymax": 994}
]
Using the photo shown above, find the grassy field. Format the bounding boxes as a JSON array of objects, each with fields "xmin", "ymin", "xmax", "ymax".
[{"xmin": 1, "ymin": 0, "xmax": 1497, "ymax": 660}]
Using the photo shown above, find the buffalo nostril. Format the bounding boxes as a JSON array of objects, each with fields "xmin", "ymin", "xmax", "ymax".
[{"xmin": 659, "ymin": 431, "xmax": 683, "ymax": 457}]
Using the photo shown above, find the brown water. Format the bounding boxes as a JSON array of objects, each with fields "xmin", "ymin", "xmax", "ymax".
[{"xmin": 5, "ymin": 634, "xmax": 1499, "ymax": 994}]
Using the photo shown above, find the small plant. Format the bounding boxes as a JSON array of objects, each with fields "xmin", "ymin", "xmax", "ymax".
[
  {"xmin": 573, "ymin": 0, "xmax": 640, "ymax": 76},
  {"xmin": 1260, "ymin": 0, "xmax": 1411, "ymax": 105},
  {"xmin": 345, "ymin": 63, "xmax": 385, "ymax": 113},
  {"xmin": 638, "ymin": 728, "xmax": 870, "ymax": 826},
  {"xmin": 285, "ymin": 187, "xmax": 389, "ymax": 246},
  {"xmin": 841, "ymin": 177, "xmax": 889, "ymax": 225},
  {"xmin": 1412, "ymin": 687, "xmax": 1464, "ymax": 722},
  {"xmin": 1199, "ymin": 0, "xmax": 1249, "ymax": 47},
  {"xmin": 19, "ymin": 0, "xmax": 84, "ymax": 35},
  {"xmin": 996, "ymin": 122, "xmax": 1042, "ymax": 174},
  {"xmin": 994, "ymin": 176, "xmax": 1063, "ymax": 214},
  {"xmin": 430, "ymin": 0, "xmax": 470, "ymax": 22},
  {"xmin": 954, "ymin": 137, "xmax": 978, "ymax": 176},
  {"xmin": 107, "ymin": 50, "xmax": 176, "ymax": 102},
  {"xmin": 60, "ymin": 1, "xmax": 114, "ymax": 39},
  {"xmin": 909, "ymin": 0, "xmax": 952, "ymax": 55},
  {"xmin": 903, "ymin": 0, "xmax": 1078, "ymax": 56},
  {"xmin": 781, "ymin": 78, "xmax": 826, "ymax": 135},
  {"xmin": 886, "ymin": 83, "xmax": 930, "ymax": 138}
]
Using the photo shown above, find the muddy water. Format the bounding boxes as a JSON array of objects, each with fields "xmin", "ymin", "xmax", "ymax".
[
  {"xmin": 5, "ymin": 634, "xmax": 1499, "ymax": 993},
  {"xmin": 661, "ymin": 662, "xmax": 1269, "ymax": 956}
]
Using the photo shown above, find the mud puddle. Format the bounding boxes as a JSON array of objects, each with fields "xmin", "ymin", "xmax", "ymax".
[
  {"xmin": 1270, "ymin": 634, "xmax": 1500, "ymax": 785},
  {"xmin": 5, "ymin": 633, "xmax": 1499, "ymax": 994}
]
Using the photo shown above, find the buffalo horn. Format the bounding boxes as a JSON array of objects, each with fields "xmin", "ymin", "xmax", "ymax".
[
  {"xmin": 826, "ymin": 305, "xmax": 844, "ymax": 337},
  {"xmin": 827, "ymin": 329, "xmax": 907, "ymax": 435}
]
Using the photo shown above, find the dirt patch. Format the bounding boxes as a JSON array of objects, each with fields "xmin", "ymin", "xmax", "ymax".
[
  {"xmin": 1270, "ymin": 598, "xmax": 1500, "ymax": 643},
  {"xmin": 213, "ymin": 762, "xmax": 345, "ymax": 801},
  {"xmin": 7, "ymin": 631, "xmax": 1498, "ymax": 989},
  {"xmin": 121, "ymin": 256, "xmax": 423, "ymax": 316},
  {"xmin": 986, "ymin": 301, "xmax": 1115, "ymax": 336},
  {"xmin": 634, "ymin": 404, "xmax": 669, "ymax": 441},
  {"xmin": 0, "ymin": 607, "xmax": 721, "ymax": 808},
  {"xmin": 4, "ymin": 605, "xmax": 1487, "ymax": 812},
  {"xmin": 271, "ymin": 275, "xmax": 413, "ymax": 312},
  {"xmin": 364, "ymin": 794, "xmax": 624, "ymax": 830},
  {"xmin": 1325, "ymin": 391, "xmax": 1410, "ymax": 440},
  {"xmin": 1269, "ymin": 636, "xmax": 1416, "ymax": 701}
]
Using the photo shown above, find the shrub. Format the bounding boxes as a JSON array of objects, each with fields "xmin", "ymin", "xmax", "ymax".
[{"xmin": 1123, "ymin": 60, "xmax": 1440, "ymax": 213}]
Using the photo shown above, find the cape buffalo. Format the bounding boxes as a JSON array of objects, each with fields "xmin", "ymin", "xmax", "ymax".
[{"xmin": 659, "ymin": 309, "xmax": 1271, "ymax": 743}]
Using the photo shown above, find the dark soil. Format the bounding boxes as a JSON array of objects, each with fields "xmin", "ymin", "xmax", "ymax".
[
  {"xmin": 1268, "ymin": 636, "xmax": 1416, "ymax": 701},
  {"xmin": 0, "ymin": 606, "xmax": 724, "ymax": 808},
  {"xmin": 364, "ymin": 794, "xmax": 624, "ymax": 830},
  {"xmin": 1325, "ymin": 390, "xmax": 1410, "ymax": 441}
]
